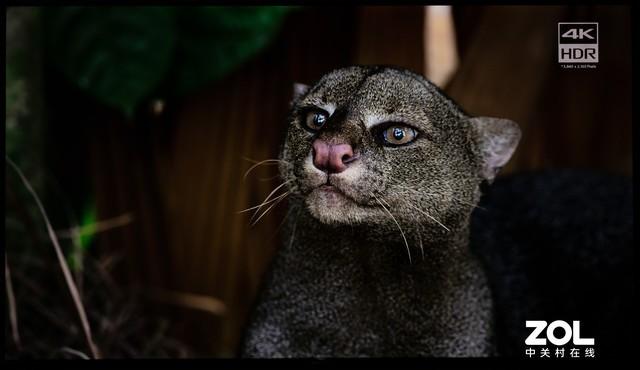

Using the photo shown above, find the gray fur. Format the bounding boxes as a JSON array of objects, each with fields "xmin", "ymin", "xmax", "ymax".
[{"xmin": 240, "ymin": 66, "xmax": 520, "ymax": 357}]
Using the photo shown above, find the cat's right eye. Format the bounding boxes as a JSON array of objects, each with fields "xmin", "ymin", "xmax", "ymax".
[
  {"xmin": 378, "ymin": 125, "xmax": 418, "ymax": 147},
  {"xmin": 302, "ymin": 110, "xmax": 329, "ymax": 132}
]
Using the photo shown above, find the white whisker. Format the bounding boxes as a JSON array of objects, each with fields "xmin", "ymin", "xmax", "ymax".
[
  {"xmin": 237, "ymin": 192, "xmax": 289, "ymax": 214},
  {"xmin": 242, "ymin": 158, "xmax": 290, "ymax": 181},
  {"xmin": 372, "ymin": 193, "xmax": 412, "ymax": 264},
  {"xmin": 407, "ymin": 203, "xmax": 450, "ymax": 232},
  {"xmin": 391, "ymin": 183, "xmax": 486, "ymax": 211},
  {"xmin": 417, "ymin": 228, "xmax": 425, "ymax": 261},
  {"xmin": 251, "ymin": 191, "xmax": 290, "ymax": 227},
  {"xmin": 288, "ymin": 208, "xmax": 302, "ymax": 250},
  {"xmin": 250, "ymin": 180, "xmax": 292, "ymax": 223}
]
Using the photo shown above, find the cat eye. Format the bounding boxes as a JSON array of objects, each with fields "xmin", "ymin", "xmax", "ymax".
[
  {"xmin": 302, "ymin": 110, "xmax": 329, "ymax": 132},
  {"xmin": 380, "ymin": 125, "xmax": 418, "ymax": 146}
]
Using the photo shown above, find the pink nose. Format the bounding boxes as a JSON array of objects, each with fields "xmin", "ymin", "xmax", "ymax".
[{"xmin": 312, "ymin": 139, "xmax": 356, "ymax": 173}]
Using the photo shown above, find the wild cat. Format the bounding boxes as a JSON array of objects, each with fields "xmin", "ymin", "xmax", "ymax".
[
  {"xmin": 239, "ymin": 66, "xmax": 631, "ymax": 357},
  {"xmin": 238, "ymin": 65, "xmax": 518, "ymax": 357}
]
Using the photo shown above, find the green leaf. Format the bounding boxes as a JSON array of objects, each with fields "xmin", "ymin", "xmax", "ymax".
[
  {"xmin": 79, "ymin": 201, "xmax": 98, "ymax": 250},
  {"xmin": 167, "ymin": 6, "xmax": 293, "ymax": 96},
  {"xmin": 43, "ymin": 7, "xmax": 296, "ymax": 116},
  {"xmin": 44, "ymin": 7, "xmax": 176, "ymax": 117}
]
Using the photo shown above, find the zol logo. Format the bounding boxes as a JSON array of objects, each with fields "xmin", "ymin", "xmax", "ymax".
[
  {"xmin": 524, "ymin": 320, "xmax": 596, "ymax": 359},
  {"xmin": 525, "ymin": 320, "xmax": 594, "ymax": 346}
]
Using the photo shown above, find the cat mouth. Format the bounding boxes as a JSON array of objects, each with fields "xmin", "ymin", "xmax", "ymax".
[
  {"xmin": 311, "ymin": 181, "xmax": 353, "ymax": 201},
  {"xmin": 312, "ymin": 182, "xmax": 375, "ymax": 208},
  {"xmin": 314, "ymin": 183, "xmax": 351, "ymax": 201},
  {"xmin": 318, "ymin": 184, "xmax": 341, "ymax": 193},
  {"xmin": 303, "ymin": 178, "xmax": 384, "ymax": 223}
]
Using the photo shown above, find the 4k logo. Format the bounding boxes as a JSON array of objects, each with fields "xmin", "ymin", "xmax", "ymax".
[
  {"xmin": 561, "ymin": 28, "xmax": 595, "ymax": 40},
  {"xmin": 558, "ymin": 23, "xmax": 598, "ymax": 64}
]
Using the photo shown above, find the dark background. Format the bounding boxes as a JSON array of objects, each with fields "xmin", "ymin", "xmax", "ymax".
[{"xmin": 5, "ymin": 5, "xmax": 632, "ymax": 357}]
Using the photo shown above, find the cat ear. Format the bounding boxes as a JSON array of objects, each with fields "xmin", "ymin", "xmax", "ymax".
[
  {"xmin": 469, "ymin": 117, "xmax": 521, "ymax": 182},
  {"xmin": 292, "ymin": 83, "xmax": 310, "ymax": 101}
]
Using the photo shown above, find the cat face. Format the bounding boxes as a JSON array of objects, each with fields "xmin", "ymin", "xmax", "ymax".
[{"xmin": 280, "ymin": 66, "xmax": 520, "ymax": 232}]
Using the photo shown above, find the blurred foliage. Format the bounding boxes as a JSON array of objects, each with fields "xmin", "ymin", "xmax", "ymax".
[
  {"xmin": 7, "ymin": 6, "xmax": 293, "ymax": 357},
  {"xmin": 6, "ymin": 8, "xmax": 194, "ymax": 357},
  {"xmin": 66, "ymin": 201, "xmax": 97, "ymax": 272},
  {"xmin": 6, "ymin": 8, "xmax": 42, "ymax": 173},
  {"xmin": 43, "ymin": 6, "xmax": 294, "ymax": 117},
  {"xmin": 6, "ymin": 63, "xmax": 28, "ymax": 154},
  {"xmin": 6, "ymin": 7, "xmax": 45, "ymax": 226},
  {"xmin": 78, "ymin": 202, "xmax": 98, "ymax": 250},
  {"xmin": 5, "ymin": 244, "xmax": 195, "ymax": 359},
  {"xmin": 5, "ymin": 63, "xmax": 28, "ymax": 157}
]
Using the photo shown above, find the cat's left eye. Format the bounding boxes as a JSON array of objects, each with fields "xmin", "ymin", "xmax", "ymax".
[
  {"xmin": 380, "ymin": 125, "xmax": 418, "ymax": 146},
  {"xmin": 302, "ymin": 110, "xmax": 329, "ymax": 132}
]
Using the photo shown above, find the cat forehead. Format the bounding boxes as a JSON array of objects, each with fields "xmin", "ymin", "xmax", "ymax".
[
  {"xmin": 298, "ymin": 67, "xmax": 453, "ymax": 128},
  {"xmin": 306, "ymin": 68, "xmax": 431, "ymax": 105}
]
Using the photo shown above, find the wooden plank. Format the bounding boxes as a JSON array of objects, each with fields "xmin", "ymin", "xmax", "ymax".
[{"xmin": 355, "ymin": 6, "xmax": 424, "ymax": 73}]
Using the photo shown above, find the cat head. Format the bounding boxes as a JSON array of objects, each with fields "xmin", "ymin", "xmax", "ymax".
[{"xmin": 280, "ymin": 66, "xmax": 520, "ymax": 233}]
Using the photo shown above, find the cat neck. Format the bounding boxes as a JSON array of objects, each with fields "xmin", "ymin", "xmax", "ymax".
[
  {"xmin": 280, "ymin": 201, "xmax": 494, "ymax": 356},
  {"xmin": 286, "ymin": 201, "xmax": 478, "ymax": 280}
]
